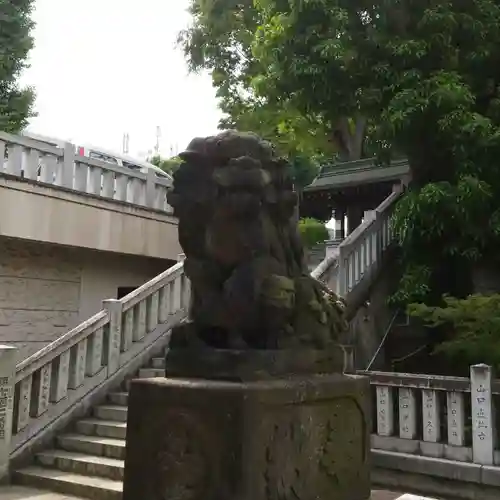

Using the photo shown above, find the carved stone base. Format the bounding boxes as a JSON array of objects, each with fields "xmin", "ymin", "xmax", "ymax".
[{"xmin": 123, "ymin": 350, "xmax": 371, "ymax": 500}]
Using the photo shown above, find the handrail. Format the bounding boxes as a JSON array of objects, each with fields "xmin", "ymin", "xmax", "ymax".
[
  {"xmin": 0, "ymin": 131, "xmax": 173, "ymax": 213},
  {"xmin": 310, "ymin": 253, "xmax": 339, "ymax": 281},
  {"xmin": 15, "ymin": 311, "xmax": 108, "ymax": 382},
  {"xmin": 310, "ymin": 184, "xmax": 403, "ymax": 296},
  {"xmin": 1, "ymin": 260, "xmax": 190, "ymax": 461}
]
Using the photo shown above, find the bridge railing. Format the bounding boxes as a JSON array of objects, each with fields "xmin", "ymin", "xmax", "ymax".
[
  {"xmin": 0, "ymin": 131, "xmax": 173, "ymax": 213},
  {"xmin": 312, "ymin": 184, "xmax": 402, "ymax": 297},
  {"xmin": 0, "ymin": 260, "xmax": 189, "ymax": 474},
  {"xmin": 361, "ymin": 364, "xmax": 499, "ymax": 466}
]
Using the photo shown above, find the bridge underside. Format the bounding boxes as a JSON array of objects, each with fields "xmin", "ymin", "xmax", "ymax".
[{"xmin": 0, "ymin": 174, "xmax": 181, "ymax": 260}]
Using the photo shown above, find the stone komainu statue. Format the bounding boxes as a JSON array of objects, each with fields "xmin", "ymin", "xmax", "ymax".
[{"xmin": 167, "ymin": 130, "xmax": 347, "ymax": 349}]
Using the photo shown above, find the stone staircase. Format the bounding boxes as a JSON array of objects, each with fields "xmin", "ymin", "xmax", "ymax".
[{"xmin": 12, "ymin": 356, "xmax": 166, "ymax": 499}]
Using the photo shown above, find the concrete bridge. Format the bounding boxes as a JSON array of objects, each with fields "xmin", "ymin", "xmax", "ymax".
[
  {"xmin": 0, "ymin": 140, "xmax": 495, "ymax": 499},
  {"xmin": 0, "ymin": 131, "xmax": 181, "ymax": 362}
]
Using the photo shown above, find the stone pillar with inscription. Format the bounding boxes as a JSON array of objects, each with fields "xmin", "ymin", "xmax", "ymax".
[
  {"xmin": 123, "ymin": 348, "xmax": 371, "ymax": 500},
  {"xmin": 0, "ymin": 345, "xmax": 16, "ymax": 482},
  {"xmin": 471, "ymin": 363, "xmax": 495, "ymax": 464}
]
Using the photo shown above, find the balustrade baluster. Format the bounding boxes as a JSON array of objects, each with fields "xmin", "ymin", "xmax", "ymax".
[
  {"xmin": 182, "ymin": 275, "xmax": 191, "ymax": 312},
  {"xmin": 30, "ymin": 363, "xmax": 52, "ymax": 417},
  {"xmin": 0, "ymin": 140, "xmax": 5, "ymax": 172},
  {"xmin": 158, "ymin": 283, "xmax": 171, "ymax": 322},
  {"xmin": 115, "ymin": 174, "xmax": 128, "ymax": 201},
  {"xmin": 89, "ymin": 166, "xmax": 102, "ymax": 195},
  {"xmin": 134, "ymin": 301, "xmax": 147, "ymax": 341},
  {"xmin": 86, "ymin": 327, "xmax": 104, "ymax": 376},
  {"xmin": 40, "ymin": 155, "xmax": 57, "ymax": 184},
  {"xmin": 102, "ymin": 170, "xmax": 115, "ymax": 198},
  {"xmin": 68, "ymin": 340, "xmax": 87, "ymax": 389},
  {"xmin": 15, "ymin": 375, "xmax": 33, "ymax": 432},
  {"xmin": 147, "ymin": 291, "xmax": 160, "ymax": 332},
  {"xmin": 122, "ymin": 307, "xmax": 134, "ymax": 352},
  {"xmin": 50, "ymin": 351, "xmax": 70, "ymax": 402},
  {"xmin": 399, "ymin": 387, "xmax": 417, "ymax": 439},
  {"xmin": 422, "ymin": 389, "xmax": 440, "ymax": 443},
  {"xmin": 6, "ymin": 145, "xmax": 22, "ymax": 176},
  {"xmin": 74, "ymin": 162, "xmax": 88, "ymax": 191},
  {"xmin": 25, "ymin": 149, "xmax": 39, "ymax": 180},
  {"xmin": 131, "ymin": 178, "xmax": 142, "ymax": 205},
  {"xmin": 376, "ymin": 385, "xmax": 394, "ymax": 436},
  {"xmin": 446, "ymin": 391, "xmax": 465, "ymax": 447},
  {"xmin": 172, "ymin": 275, "xmax": 182, "ymax": 313},
  {"xmin": 355, "ymin": 246, "xmax": 362, "ymax": 282}
]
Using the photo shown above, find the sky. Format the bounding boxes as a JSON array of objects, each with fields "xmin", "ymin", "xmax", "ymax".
[{"xmin": 20, "ymin": 0, "xmax": 222, "ymax": 159}]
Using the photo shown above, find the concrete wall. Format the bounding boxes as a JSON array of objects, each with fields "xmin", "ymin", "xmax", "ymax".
[
  {"xmin": 0, "ymin": 174, "xmax": 181, "ymax": 260},
  {"xmin": 0, "ymin": 237, "xmax": 172, "ymax": 362},
  {"xmin": 347, "ymin": 249, "xmax": 400, "ymax": 371}
]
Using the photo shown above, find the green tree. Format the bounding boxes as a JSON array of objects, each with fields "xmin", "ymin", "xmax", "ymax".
[
  {"xmin": 253, "ymin": 0, "xmax": 500, "ymax": 303},
  {"xmin": 178, "ymin": 0, "xmax": 336, "ymax": 161},
  {"xmin": 0, "ymin": 1, "xmax": 36, "ymax": 132},
  {"xmin": 149, "ymin": 155, "xmax": 181, "ymax": 176}
]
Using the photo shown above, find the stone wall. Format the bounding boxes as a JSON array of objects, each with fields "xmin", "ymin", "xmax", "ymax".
[{"xmin": 0, "ymin": 237, "xmax": 172, "ymax": 362}]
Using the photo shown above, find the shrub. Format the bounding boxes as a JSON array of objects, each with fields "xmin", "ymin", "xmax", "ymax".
[
  {"xmin": 298, "ymin": 218, "xmax": 329, "ymax": 249},
  {"xmin": 408, "ymin": 294, "xmax": 500, "ymax": 369}
]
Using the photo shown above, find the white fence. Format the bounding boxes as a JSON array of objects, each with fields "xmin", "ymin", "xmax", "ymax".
[
  {"xmin": 0, "ymin": 131, "xmax": 172, "ymax": 212},
  {"xmin": 0, "ymin": 260, "xmax": 190, "ymax": 476},
  {"xmin": 364, "ymin": 364, "xmax": 499, "ymax": 464},
  {"xmin": 361, "ymin": 364, "xmax": 500, "ymax": 496}
]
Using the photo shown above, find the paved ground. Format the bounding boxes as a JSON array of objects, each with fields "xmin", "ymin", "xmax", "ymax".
[
  {"xmin": 0, "ymin": 486, "xmax": 83, "ymax": 499},
  {"xmin": 371, "ymin": 493, "xmax": 438, "ymax": 500},
  {"xmin": 0, "ymin": 486, "xmax": 437, "ymax": 500}
]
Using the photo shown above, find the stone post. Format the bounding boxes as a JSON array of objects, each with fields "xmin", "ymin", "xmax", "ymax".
[
  {"xmin": 57, "ymin": 142, "xmax": 75, "ymax": 189},
  {"xmin": 0, "ymin": 345, "xmax": 16, "ymax": 482},
  {"xmin": 102, "ymin": 299, "xmax": 123, "ymax": 376},
  {"xmin": 123, "ymin": 349, "xmax": 371, "ymax": 500},
  {"xmin": 145, "ymin": 168, "xmax": 156, "ymax": 208},
  {"xmin": 470, "ymin": 363, "xmax": 495, "ymax": 465}
]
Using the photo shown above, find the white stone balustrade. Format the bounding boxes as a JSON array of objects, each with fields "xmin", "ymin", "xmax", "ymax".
[
  {"xmin": 0, "ymin": 131, "xmax": 173, "ymax": 213},
  {"xmin": 0, "ymin": 260, "xmax": 189, "ymax": 477},
  {"xmin": 362, "ymin": 364, "xmax": 500, "ymax": 465},
  {"xmin": 337, "ymin": 186, "xmax": 401, "ymax": 297},
  {"xmin": 312, "ymin": 185, "xmax": 402, "ymax": 297}
]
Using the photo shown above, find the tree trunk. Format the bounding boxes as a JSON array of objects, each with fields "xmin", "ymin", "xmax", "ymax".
[
  {"xmin": 471, "ymin": 260, "xmax": 500, "ymax": 294},
  {"xmin": 331, "ymin": 116, "xmax": 366, "ymax": 162}
]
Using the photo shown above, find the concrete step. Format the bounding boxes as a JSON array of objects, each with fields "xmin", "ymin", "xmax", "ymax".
[
  {"xmin": 138, "ymin": 367, "xmax": 164, "ymax": 378},
  {"xmin": 13, "ymin": 466, "xmax": 122, "ymax": 500},
  {"xmin": 75, "ymin": 419, "xmax": 127, "ymax": 440},
  {"xmin": 36, "ymin": 450, "xmax": 124, "ymax": 481},
  {"xmin": 94, "ymin": 405, "xmax": 127, "ymax": 422},
  {"xmin": 151, "ymin": 357, "xmax": 165, "ymax": 369},
  {"xmin": 0, "ymin": 485, "xmax": 87, "ymax": 499},
  {"xmin": 107, "ymin": 391, "xmax": 128, "ymax": 406},
  {"xmin": 58, "ymin": 434, "xmax": 126, "ymax": 460}
]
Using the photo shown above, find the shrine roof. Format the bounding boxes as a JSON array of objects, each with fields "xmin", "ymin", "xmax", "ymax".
[{"xmin": 304, "ymin": 157, "xmax": 410, "ymax": 192}]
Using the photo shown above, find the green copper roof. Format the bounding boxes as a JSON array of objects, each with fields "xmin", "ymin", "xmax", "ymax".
[{"xmin": 305, "ymin": 157, "xmax": 410, "ymax": 192}]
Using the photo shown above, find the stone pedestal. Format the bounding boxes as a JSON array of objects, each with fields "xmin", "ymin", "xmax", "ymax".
[{"xmin": 123, "ymin": 349, "xmax": 371, "ymax": 500}]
